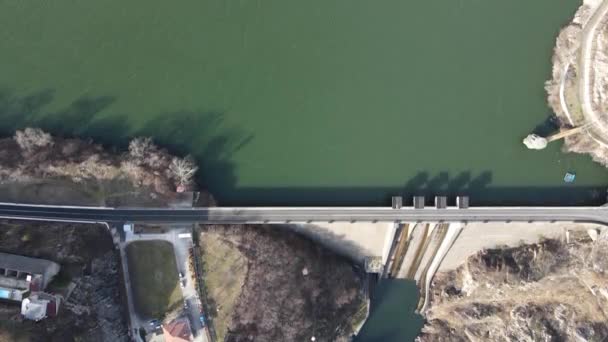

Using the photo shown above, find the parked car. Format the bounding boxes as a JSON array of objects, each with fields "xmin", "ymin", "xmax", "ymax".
[
  {"xmin": 148, "ymin": 319, "xmax": 161, "ymax": 330},
  {"xmin": 199, "ymin": 314, "xmax": 205, "ymax": 327}
]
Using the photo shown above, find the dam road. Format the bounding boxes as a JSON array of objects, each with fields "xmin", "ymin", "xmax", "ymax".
[{"xmin": 1, "ymin": 202, "xmax": 608, "ymax": 225}]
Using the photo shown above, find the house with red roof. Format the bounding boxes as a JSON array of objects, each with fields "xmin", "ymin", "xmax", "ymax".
[{"xmin": 162, "ymin": 317, "xmax": 193, "ymax": 342}]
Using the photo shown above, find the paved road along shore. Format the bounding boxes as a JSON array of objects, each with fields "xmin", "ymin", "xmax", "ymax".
[{"xmin": 2, "ymin": 203, "xmax": 608, "ymax": 225}]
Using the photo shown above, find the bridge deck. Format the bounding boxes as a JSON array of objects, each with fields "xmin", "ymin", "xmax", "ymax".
[{"xmin": 0, "ymin": 203, "xmax": 607, "ymax": 225}]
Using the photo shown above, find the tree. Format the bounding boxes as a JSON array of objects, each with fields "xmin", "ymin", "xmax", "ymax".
[
  {"xmin": 14, "ymin": 127, "xmax": 53, "ymax": 152},
  {"xmin": 128, "ymin": 137, "xmax": 155, "ymax": 162},
  {"xmin": 169, "ymin": 156, "xmax": 198, "ymax": 186}
]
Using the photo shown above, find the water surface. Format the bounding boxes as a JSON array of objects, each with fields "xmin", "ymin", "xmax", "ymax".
[
  {"xmin": 1, "ymin": 0, "xmax": 604, "ymax": 207},
  {"xmin": 356, "ymin": 280, "xmax": 424, "ymax": 342}
]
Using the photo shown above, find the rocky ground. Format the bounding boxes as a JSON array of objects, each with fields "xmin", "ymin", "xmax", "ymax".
[
  {"xmin": 199, "ymin": 225, "xmax": 366, "ymax": 342},
  {"xmin": 0, "ymin": 221, "xmax": 128, "ymax": 342},
  {"xmin": 417, "ymin": 229, "xmax": 608, "ymax": 342},
  {"xmin": 545, "ymin": 0, "xmax": 608, "ymax": 165}
]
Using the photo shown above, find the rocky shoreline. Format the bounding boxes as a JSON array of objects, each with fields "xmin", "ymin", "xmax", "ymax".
[
  {"xmin": 545, "ymin": 0, "xmax": 608, "ymax": 165},
  {"xmin": 0, "ymin": 128, "xmax": 206, "ymax": 207}
]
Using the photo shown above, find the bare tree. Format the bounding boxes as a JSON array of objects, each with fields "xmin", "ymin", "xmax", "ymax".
[
  {"xmin": 128, "ymin": 137, "xmax": 155, "ymax": 162},
  {"xmin": 14, "ymin": 127, "xmax": 53, "ymax": 153},
  {"xmin": 169, "ymin": 156, "xmax": 198, "ymax": 186}
]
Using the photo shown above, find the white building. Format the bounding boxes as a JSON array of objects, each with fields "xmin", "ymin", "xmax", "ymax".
[{"xmin": 21, "ymin": 292, "xmax": 61, "ymax": 321}]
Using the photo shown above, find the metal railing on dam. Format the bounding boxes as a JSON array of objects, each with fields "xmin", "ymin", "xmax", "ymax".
[{"xmin": 1, "ymin": 202, "xmax": 608, "ymax": 225}]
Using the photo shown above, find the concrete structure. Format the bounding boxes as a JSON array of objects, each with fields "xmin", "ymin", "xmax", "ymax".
[
  {"xmin": 4, "ymin": 202, "xmax": 608, "ymax": 225},
  {"xmin": 391, "ymin": 196, "xmax": 403, "ymax": 209},
  {"xmin": 456, "ymin": 196, "xmax": 469, "ymax": 209},
  {"xmin": 434, "ymin": 196, "xmax": 447, "ymax": 209},
  {"xmin": 523, "ymin": 134, "xmax": 548, "ymax": 149},
  {"xmin": 385, "ymin": 223, "xmax": 463, "ymax": 313},
  {"xmin": 288, "ymin": 222, "xmax": 393, "ymax": 264},
  {"xmin": 524, "ymin": 125, "xmax": 589, "ymax": 150},
  {"xmin": 0, "ymin": 253, "xmax": 60, "ymax": 301},
  {"xmin": 413, "ymin": 196, "xmax": 425, "ymax": 209},
  {"xmin": 21, "ymin": 292, "xmax": 61, "ymax": 321}
]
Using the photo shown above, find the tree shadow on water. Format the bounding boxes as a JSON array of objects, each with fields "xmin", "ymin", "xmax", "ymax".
[
  {"xmin": 138, "ymin": 110, "xmax": 254, "ymax": 192},
  {"xmin": 0, "ymin": 88, "xmax": 117, "ymax": 138},
  {"xmin": 0, "ymin": 87, "xmax": 252, "ymax": 194},
  {"xmin": 397, "ymin": 171, "xmax": 492, "ymax": 205},
  {"xmin": 532, "ymin": 114, "xmax": 563, "ymax": 136},
  {"xmin": 0, "ymin": 88, "xmax": 55, "ymax": 134},
  {"xmin": 0, "ymin": 87, "xmax": 605, "ymax": 207},
  {"xmin": 446, "ymin": 171, "xmax": 471, "ymax": 194}
]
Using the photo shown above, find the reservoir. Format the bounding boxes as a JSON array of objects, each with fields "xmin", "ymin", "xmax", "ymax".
[
  {"xmin": 1, "ymin": 0, "xmax": 606, "ymax": 207},
  {"xmin": 0, "ymin": 0, "xmax": 605, "ymax": 340}
]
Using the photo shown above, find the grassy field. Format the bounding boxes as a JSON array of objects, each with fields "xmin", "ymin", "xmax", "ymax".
[
  {"xmin": 199, "ymin": 232, "xmax": 247, "ymax": 341},
  {"xmin": 126, "ymin": 240, "xmax": 182, "ymax": 319}
]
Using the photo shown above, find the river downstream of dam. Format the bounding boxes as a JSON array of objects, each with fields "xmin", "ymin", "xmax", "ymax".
[{"xmin": 0, "ymin": 0, "xmax": 606, "ymax": 340}]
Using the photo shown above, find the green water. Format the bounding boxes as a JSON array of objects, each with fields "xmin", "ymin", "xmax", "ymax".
[
  {"xmin": 356, "ymin": 280, "xmax": 424, "ymax": 342},
  {"xmin": 1, "ymin": 0, "xmax": 606, "ymax": 207},
  {"xmin": 0, "ymin": 1, "xmax": 605, "ymax": 339}
]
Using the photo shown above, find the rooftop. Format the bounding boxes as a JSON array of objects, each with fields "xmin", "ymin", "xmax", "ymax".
[
  {"xmin": 0, "ymin": 252, "xmax": 58, "ymax": 275},
  {"xmin": 162, "ymin": 317, "xmax": 192, "ymax": 342}
]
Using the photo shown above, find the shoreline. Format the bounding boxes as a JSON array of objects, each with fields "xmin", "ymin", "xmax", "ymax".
[{"xmin": 546, "ymin": 0, "xmax": 608, "ymax": 165}]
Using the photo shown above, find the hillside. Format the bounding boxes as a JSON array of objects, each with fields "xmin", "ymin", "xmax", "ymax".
[{"xmin": 418, "ymin": 229, "xmax": 608, "ymax": 341}]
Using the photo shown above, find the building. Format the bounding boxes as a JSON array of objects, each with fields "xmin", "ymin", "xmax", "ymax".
[
  {"xmin": 162, "ymin": 317, "xmax": 193, "ymax": 342},
  {"xmin": 0, "ymin": 253, "xmax": 60, "ymax": 301},
  {"xmin": 21, "ymin": 292, "xmax": 61, "ymax": 321}
]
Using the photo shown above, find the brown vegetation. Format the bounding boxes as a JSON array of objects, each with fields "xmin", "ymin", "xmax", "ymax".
[
  {"xmin": 545, "ymin": 1, "xmax": 608, "ymax": 166},
  {"xmin": 198, "ymin": 225, "xmax": 366, "ymax": 342},
  {"xmin": 0, "ymin": 220, "xmax": 128, "ymax": 342},
  {"xmin": 0, "ymin": 128, "xmax": 200, "ymax": 205},
  {"xmin": 199, "ymin": 232, "xmax": 247, "ymax": 341},
  {"xmin": 418, "ymin": 230, "xmax": 608, "ymax": 342}
]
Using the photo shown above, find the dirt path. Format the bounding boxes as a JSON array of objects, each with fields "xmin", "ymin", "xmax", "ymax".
[{"xmin": 559, "ymin": 63, "xmax": 575, "ymax": 125}]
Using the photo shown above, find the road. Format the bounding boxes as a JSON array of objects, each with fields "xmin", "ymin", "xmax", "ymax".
[
  {"xmin": 579, "ymin": 0, "xmax": 608, "ymax": 147},
  {"xmin": 1, "ymin": 203, "xmax": 608, "ymax": 225}
]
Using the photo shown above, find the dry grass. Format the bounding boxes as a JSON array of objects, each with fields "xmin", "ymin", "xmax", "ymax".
[
  {"xmin": 0, "ymin": 177, "xmax": 166, "ymax": 207},
  {"xmin": 126, "ymin": 240, "xmax": 182, "ymax": 319},
  {"xmin": 421, "ymin": 236, "xmax": 608, "ymax": 341},
  {"xmin": 199, "ymin": 232, "xmax": 247, "ymax": 341}
]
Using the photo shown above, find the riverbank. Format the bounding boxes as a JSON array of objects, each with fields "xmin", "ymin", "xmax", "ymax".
[
  {"xmin": 0, "ymin": 128, "xmax": 206, "ymax": 207},
  {"xmin": 546, "ymin": 0, "xmax": 608, "ymax": 165}
]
